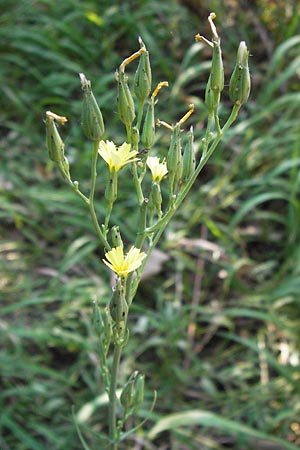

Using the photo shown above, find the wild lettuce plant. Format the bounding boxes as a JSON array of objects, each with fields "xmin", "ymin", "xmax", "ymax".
[{"xmin": 45, "ymin": 13, "xmax": 250, "ymax": 450}]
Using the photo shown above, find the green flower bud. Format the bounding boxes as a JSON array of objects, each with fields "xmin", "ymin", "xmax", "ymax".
[
  {"xmin": 109, "ymin": 283, "xmax": 128, "ymax": 323},
  {"xmin": 182, "ymin": 127, "xmax": 195, "ymax": 184},
  {"xmin": 167, "ymin": 124, "xmax": 182, "ymax": 193},
  {"xmin": 80, "ymin": 73, "xmax": 104, "ymax": 141},
  {"xmin": 117, "ymin": 70, "xmax": 135, "ymax": 127},
  {"xmin": 141, "ymin": 98, "xmax": 155, "ymax": 149},
  {"xmin": 102, "ymin": 306, "xmax": 112, "ymax": 341},
  {"xmin": 134, "ymin": 38, "xmax": 152, "ymax": 104},
  {"xmin": 105, "ymin": 170, "xmax": 118, "ymax": 204},
  {"xmin": 210, "ymin": 38, "xmax": 224, "ymax": 93},
  {"xmin": 58, "ymin": 156, "xmax": 71, "ymax": 182},
  {"xmin": 131, "ymin": 126, "xmax": 140, "ymax": 150},
  {"xmin": 111, "ymin": 225, "xmax": 123, "ymax": 249},
  {"xmin": 45, "ymin": 112, "xmax": 66, "ymax": 162},
  {"xmin": 149, "ymin": 182, "xmax": 162, "ymax": 217},
  {"xmin": 229, "ymin": 41, "xmax": 251, "ymax": 105},
  {"xmin": 205, "ymin": 74, "xmax": 220, "ymax": 113},
  {"xmin": 120, "ymin": 376, "xmax": 135, "ymax": 411},
  {"xmin": 133, "ymin": 373, "xmax": 145, "ymax": 407}
]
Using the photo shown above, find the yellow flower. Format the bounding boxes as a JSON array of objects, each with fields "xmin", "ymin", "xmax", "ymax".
[
  {"xmin": 98, "ymin": 140, "xmax": 139, "ymax": 172},
  {"xmin": 103, "ymin": 246, "xmax": 146, "ymax": 277},
  {"xmin": 146, "ymin": 156, "xmax": 168, "ymax": 182}
]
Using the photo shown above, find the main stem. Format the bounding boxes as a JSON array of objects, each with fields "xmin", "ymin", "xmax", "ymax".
[{"xmin": 109, "ymin": 344, "xmax": 122, "ymax": 450}]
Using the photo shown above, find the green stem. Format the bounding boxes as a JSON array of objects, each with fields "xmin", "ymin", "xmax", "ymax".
[
  {"xmin": 109, "ymin": 344, "xmax": 122, "ymax": 450},
  {"xmin": 132, "ymin": 163, "xmax": 144, "ymax": 205},
  {"xmin": 87, "ymin": 141, "xmax": 111, "ymax": 250},
  {"xmin": 89, "ymin": 141, "xmax": 99, "ymax": 203}
]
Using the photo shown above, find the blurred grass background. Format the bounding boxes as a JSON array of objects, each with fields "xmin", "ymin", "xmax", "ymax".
[{"xmin": 1, "ymin": 0, "xmax": 300, "ymax": 449}]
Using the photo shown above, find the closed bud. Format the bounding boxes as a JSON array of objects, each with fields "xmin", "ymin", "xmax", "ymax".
[
  {"xmin": 149, "ymin": 182, "xmax": 162, "ymax": 217},
  {"xmin": 182, "ymin": 127, "xmax": 195, "ymax": 184},
  {"xmin": 59, "ymin": 156, "xmax": 71, "ymax": 182},
  {"xmin": 80, "ymin": 73, "xmax": 104, "ymax": 140},
  {"xmin": 205, "ymin": 75, "xmax": 220, "ymax": 113},
  {"xmin": 109, "ymin": 283, "xmax": 128, "ymax": 323},
  {"xmin": 167, "ymin": 124, "xmax": 182, "ymax": 193},
  {"xmin": 111, "ymin": 225, "xmax": 123, "ymax": 249},
  {"xmin": 120, "ymin": 376, "xmax": 135, "ymax": 411},
  {"xmin": 133, "ymin": 373, "xmax": 145, "ymax": 407},
  {"xmin": 45, "ymin": 112, "xmax": 66, "ymax": 162},
  {"xmin": 131, "ymin": 126, "xmax": 140, "ymax": 150},
  {"xmin": 229, "ymin": 41, "xmax": 251, "ymax": 105},
  {"xmin": 141, "ymin": 98, "xmax": 155, "ymax": 149},
  {"xmin": 105, "ymin": 171, "xmax": 118, "ymax": 204},
  {"xmin": 134, "ymin": 38, "xmax": 152, "ymax": 104},
  {"xmin": 102, "ymin": 306, "xmax": 112, "ymax": 337},
  {"xmin": 117, "ymin": 70, "xmax": 135, "ymax": 127},
  {"xmin": 210, "ymin": 39, "xmax": 224, "ymax": 93}
]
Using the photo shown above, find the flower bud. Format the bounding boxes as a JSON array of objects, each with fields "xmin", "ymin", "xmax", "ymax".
[
  {"xmin": 109, "ymin": 283, "xmax": 128, "ymax": 323},
  {"xmin": 117, "ymin": 70, "xmax": 135, "ymax": 127},
  {"xmin": 229, "ymin": 41, "xmax": 251, "ymax": 105},
  {"xmin": 59, "ymin": 156, "xmax": 71, "ymax": 182},
  {"xmin": 80, "ymin": 73, "xmax": 104, "ymax": 141},
  {"xmin": 167, "ymin": 124, "xmax": 182, "ymax": 193},
  {"xmin": 120, "ymin": 376, "xmax": 135, "ymax": 411},
  {"xmin": 45, "ymin": 112, "xmax": 65, "ymax": 162},
  {"xmin": 105, "ymin": 170, "xmax": 118, "ymax": 204},
  {"xmin": 141, "ymin": 98, "xmax": 155, "ymax": 149},
  {"xmin": 131, "ymin": 126, "xmax": 140, "ymax": 150},
  {"xmin": 149, "ymin": 182, "xmax": 162, "ymax": 217},
  {"xmin": 111, "ymin": 225, "xmax": 123, "ymax": 249},
  {"xmin": 205, "ymin": 74, "xmax": 220, "ymax": 113},
  {"xmin": 181, "ymin": 127, "xmax": 195, "ymax": 184},
  {"xmin": 210, "ymin": 39, "xmax": 224, "ymax": 93},
  {"xmin": 133, "ymin": 373, "xmax": 145, "ymax": 407},
  {"xmin": 134, "ymin": 38, "xmax": 152, "ymax": 104}
]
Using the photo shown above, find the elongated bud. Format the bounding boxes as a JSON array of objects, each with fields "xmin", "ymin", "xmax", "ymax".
[
  {"xmin": 131, "ymin": 126, "xmax": 140, "ymax": 150},
  {"xmin": 80, "ymin": 73, "xmax": 104, "ymax": 140},
  {"xmin": 134, "ymin": 38, "xmax": 152, "ymax": 104},
  {"xmin": 133, "ymin": 373, "xmax": 145, "ymax": 407},
  {"xmin": 109, "ymin": 283, "xmax": 128, "ymax": 323},
  {"xmin": 141, "ymin": 98, "xmax": 155, "ymax": 149},
  {"xmin": 229, "ymin": 41, "xmax": 251, "ymax": 105},
  {"xmin": 45, "ymin": 112, "xmax": 66, "ymax": 162},
  {"xmin": 167, "ymin": 124, "xmax": 182, "ymax": 193},
  {"xmin": 120, "ymin": 375, "xmax": 135, "ymax": 411},
  {"xmin": 149, "ymin": 182, "xmax": 162, "ymax": 217},
  {"xmin": 111, "ymin": 225, "xmax": 123, "ymax": 248},
  {"xmin": 182, "ymin": 127, "xmax": 195, "ymax": 184},
  {"xmin": 105, "ymin": 170, "xmax": 118, "ymax": 204},
  {"xmin": 117, "ymin": 70, "xmax": 135, "ymax": 127},
  {"xmin": 210, "ymin": 39, "xmax": 224, "ymax": 93},
  {"xmin": 205, "ymin": 74, "xmax": 220, "ymax": 113},
  {"xmin": 103, "ymin": 306, "xmax": 112, "ymax": 336}
]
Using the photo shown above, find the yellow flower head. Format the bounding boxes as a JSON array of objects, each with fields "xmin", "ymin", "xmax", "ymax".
[
  {"xmin": 103, "ymin": 246, "xmax": 146, "ymax": 277},
  {"xmin": 98, "ymin": 140, "xmax": 139, "ymax": 172},
  {"xmin": 146, "ymin": 156, "xmax": 168, "ymax": 182}
]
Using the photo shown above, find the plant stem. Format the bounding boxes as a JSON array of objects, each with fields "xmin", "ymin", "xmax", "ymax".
[
  {"xmin": 88, "ymin": 141, "xmax": 111, "ymax": 250},
  {"xmin": 109, "ymin": 344, "xmax": 122, "ymax": 450}
]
